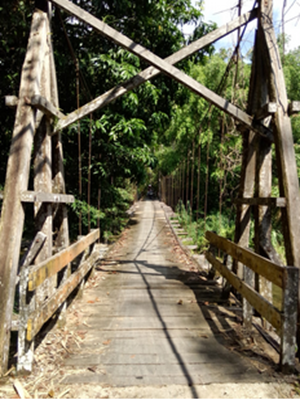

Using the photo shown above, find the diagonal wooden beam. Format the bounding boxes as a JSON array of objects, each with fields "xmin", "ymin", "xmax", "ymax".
[
  {"xmin": 53, "ymin": 7, "xmax": 258, "ymax": 133},
  {"xmin": 50, "ymin": 1, "xmax": 271, "ymax": 139},
  {"xmin": 28, "ymin": 94, "xmax": 65, "ymax": 119}
]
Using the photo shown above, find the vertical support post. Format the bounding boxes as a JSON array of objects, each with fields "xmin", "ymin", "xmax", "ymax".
[
  {"xmin": 233, "ymin": 27, "xmax": 260, "ymax": 326},
  {"xmin": 252, "ymin": 23, "xmax": 273, "ymax": 322},
  {"xmin": 186, "ymin": 149, "xmax": 190, "ymax": 208},
  {"xmin": 76, "ymin": 59, "xmax": 82, "ymax": 236},
  {"xmin": 34, "ymin": 24, "xmax": 53, "ymax": 303},
  {"xmin": 190, "ymin": 139, "xmax": 195, "ymax": 214},
  {"xmin": 181, "ymin": 160, "xmax": 185, "ymax": 205},
  {"xmin": 196, "ymin": 139, "xmax": 201, "ymax": 221},
  {"xmin": 97, "ymin": 187, "xmax": 101, "ymax": 242},
  {"xmin": 260, "ymin": 0, "xmax": 300, "ymax": 349},
  {"xmin": 49, "ymin": 6, "xmax": 70, "ymax": 328},
  {"xmin": 0, "ymin": 7, "xmax": 47, "ymax": 375},
  {"xmin": 281, "ymin": 267, "xmax": 298, "ymax": 373}
]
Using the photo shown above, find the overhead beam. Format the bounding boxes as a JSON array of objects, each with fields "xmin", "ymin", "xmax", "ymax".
[
  {"xmin": 234, "ymin": 197, "xmax": 286, "ymax": 207},
  {"xmin": 20, "ymin": 190, "xmax": 74, "ymax": 203},
  {"xmin": 50, "ymin": 1, "xmax": 270, "ymax": 139},
  {"xmin": 52, "ymin": 8, "xmax": 258, "ymax": 133}
]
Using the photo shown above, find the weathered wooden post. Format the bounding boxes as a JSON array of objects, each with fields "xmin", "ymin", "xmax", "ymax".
[
  {"xmin": 0, "ymin": 3, "xmax": 48, "ymax": 375},
  {"xmin": 259, "ymin": 0, "xmax": 300, "ymax": 351}
]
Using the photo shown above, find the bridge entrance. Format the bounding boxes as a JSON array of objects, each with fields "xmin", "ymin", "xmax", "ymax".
[{"xmin": 0, "ymin": 0, "xmax": 299, "ymax": 377}]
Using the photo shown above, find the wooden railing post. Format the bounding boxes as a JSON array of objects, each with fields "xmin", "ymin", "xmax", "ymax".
[
  {"xmin": 0, "ymin": 6, "xmax": 47, "ymax": 375},
  {"xmin": 281, "ymin": 266, "xmax": 298, "ymax": 373}
]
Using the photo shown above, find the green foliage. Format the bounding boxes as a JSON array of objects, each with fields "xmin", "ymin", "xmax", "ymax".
[{"xmin": 176, "ymin": 203, "xmax": 236, "ymax": 253}]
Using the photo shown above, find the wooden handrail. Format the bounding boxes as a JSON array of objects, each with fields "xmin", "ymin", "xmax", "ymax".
[
  {"xmin": 205, "ymin": 231, "xmax": 284, "ymax": 288},
  {"xmin": 26, "ymin": 249, "xmax": 100, "ymax": 341},
  {"xmin": 205, "ymin": 252, "xmax": 282, "ymax": 330},
  {"xmin": 28, "ymin": 229, "xmax": 99, "ymax": 291},
  {"xmin": 205, "ymin": 230, "xmax": 298, "ymax": 373}
]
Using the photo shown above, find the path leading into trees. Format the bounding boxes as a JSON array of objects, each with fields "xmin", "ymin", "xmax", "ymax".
[
  {"xmin": 49, "ymin": 199, "xmax": 292, "ymax": 398},
  {"xmin": 12, "ymin": 200, "xmax": 293, "ymax": 399}
]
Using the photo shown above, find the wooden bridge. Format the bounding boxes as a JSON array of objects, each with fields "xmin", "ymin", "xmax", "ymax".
[{"xmin": 0, "ymin": 0, "xmax": 300, "ymax": 386}]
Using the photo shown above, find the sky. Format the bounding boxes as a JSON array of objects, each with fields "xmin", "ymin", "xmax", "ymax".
[{"xmin": 181, "ymin": 0, "xmax": 300, "ymax": 55}]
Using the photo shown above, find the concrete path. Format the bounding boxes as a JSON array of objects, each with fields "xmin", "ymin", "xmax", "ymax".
[{"xmin": 59, "ymin": 200, "xmax": 273, "ymax": 395}]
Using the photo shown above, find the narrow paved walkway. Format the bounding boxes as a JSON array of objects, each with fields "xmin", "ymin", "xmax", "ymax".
[{"xmin": 58, "ymin": 200, "xmax": 277, "ymax": 397}]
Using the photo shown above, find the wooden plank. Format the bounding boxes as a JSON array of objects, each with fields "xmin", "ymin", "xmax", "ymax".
[
  {"xmin": 205, "ymin": 251, "xmax": 282, "ymax": 331},
  {"xmin": 28, "ymin": 229, "xmax": 99, "ymax": 291},
  {"xmin": 28, "ymin": 94, "xmax": 65, "ymax": 119},
  {"xmin": 288, "ymin": 101, "xmax": 300, "ymax": 116},
  {"xmin": 53, "ymin": 8, "xmax": 258, "ymax": 133},
  {"xmin": 254, "ymin": 102, "xmax": 277, "ymax": 120},
  {"xmin": 234, "ymin": 197, "xmax": 286, "ymax": 207},
  {"xmin": 5, "ymin": 95, "xmax": 18, "ymax": 109},
  {"xmin": 205, "ymin": 231, "xmax": 284, "ymax": 288},
  {"xmin": 0, "ymin": 9, "xmax": 47, "ymax": 376},
  {"xmin": 280, "ymin": 266, "xmax": 298, "ymax": 373},
  {"xmin": 20, "ymin": 191, "xmax": 74, "ymax": 203},
  {"xmin": 26, "ymin": 248, "xmax": 100, "ymax": 341},
  {"xmin": 49, "ymin": 1, "xmax": 269, "ymax": 139}
]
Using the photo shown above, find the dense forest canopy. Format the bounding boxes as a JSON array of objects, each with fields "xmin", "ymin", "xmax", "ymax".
[{"xmin": 0, "ymin": 0, "xmax": 300, "ymax": 247}]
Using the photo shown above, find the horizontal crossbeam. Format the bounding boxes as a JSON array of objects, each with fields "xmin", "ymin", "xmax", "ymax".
[
  {"xmin": 20, "ymin": 191, "xmax": 74, "ymax": 203},
  {"xmin": 234, "ymin": 197, "xmax": 286, "ymax": 207},
  {"xmin": 52, "ymin": 8, "xmax": 258, "ymax": 133}
]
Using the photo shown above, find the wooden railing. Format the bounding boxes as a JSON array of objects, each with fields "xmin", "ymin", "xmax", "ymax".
[
  {"xmin": 17, "ymin": 229, "xmax": 103, "ymax": 373},
  {"xmin": 205, "ymin": 231, "xmax": 298, "ymax": 374}
]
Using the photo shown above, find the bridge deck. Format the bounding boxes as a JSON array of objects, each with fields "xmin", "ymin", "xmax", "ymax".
[{"xmin": 57, "ymin": 200, "xmax": 274, "ymax": 395}]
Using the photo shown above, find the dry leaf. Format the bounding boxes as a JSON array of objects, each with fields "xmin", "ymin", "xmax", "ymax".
[
  {"xmin": 177, "ymin": 299, "xmax": 183, "ymax": 305},
  {"xmin": 88, "ymin": 366, "xmax": 97, "ymax": 373},
  {"xmin": 102, "ymin": 339, "xmax": 111, "ymax": 345}
]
